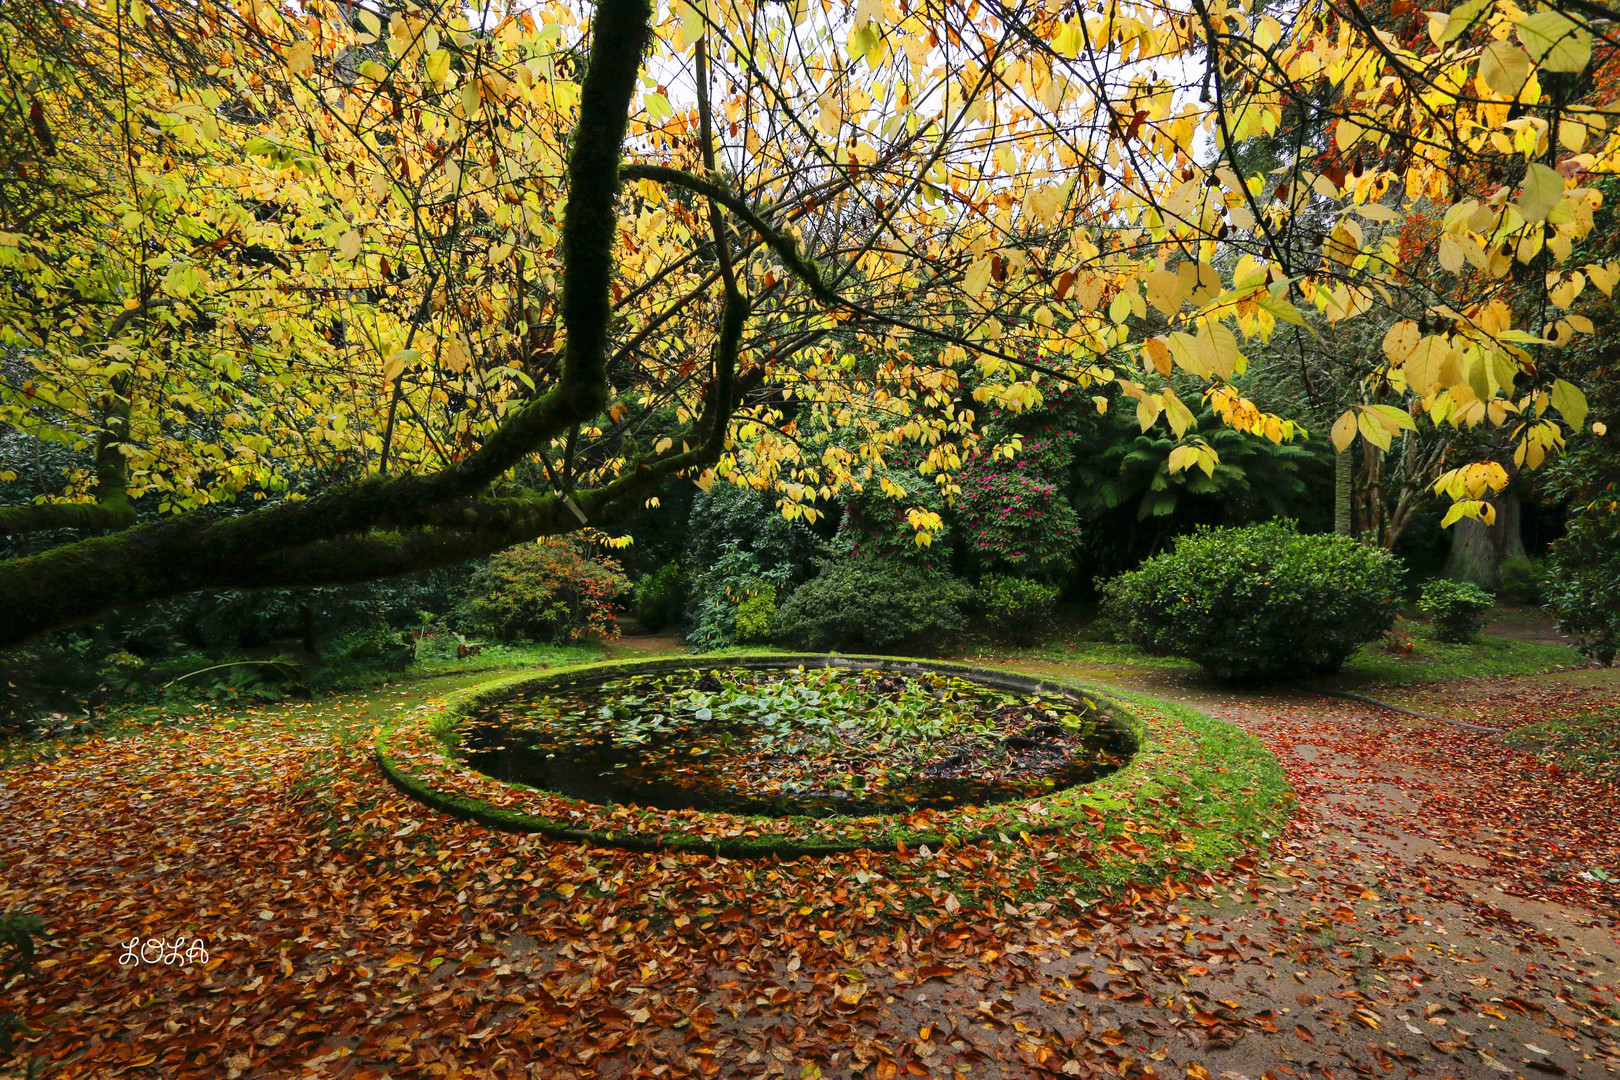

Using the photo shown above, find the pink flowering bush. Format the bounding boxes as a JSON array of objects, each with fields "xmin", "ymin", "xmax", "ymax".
[{"xmin": 958, "ymin": 437, "xmax": 1081, "ymax": 580}]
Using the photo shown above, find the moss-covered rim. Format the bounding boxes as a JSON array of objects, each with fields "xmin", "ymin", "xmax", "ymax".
[{"xmin": 375, "ymin": 653, "xmax": 1285, "ymax": 859}]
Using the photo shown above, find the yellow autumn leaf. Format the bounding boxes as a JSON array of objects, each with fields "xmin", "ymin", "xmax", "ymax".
[
  {"xmin": 1330, "ymin": 410, "xmax": 1358, "ymax": 452},
  {"xmin": 1518, "ymin": 163, "xmax": 1565, "ymax": 222},
  {"xmin": 1479, "ymin": 41, "xmax": 1530, "ymax": 98}
]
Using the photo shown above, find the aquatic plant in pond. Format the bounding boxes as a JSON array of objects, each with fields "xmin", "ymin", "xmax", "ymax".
[{"xmin": 457, "ymin": 667, "xmax": 1129, "ymax": 817}]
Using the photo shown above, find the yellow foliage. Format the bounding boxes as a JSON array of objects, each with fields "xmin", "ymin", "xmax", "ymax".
[{"xmin": 3, "ymin": 0, "xmax": 1609, "ymax": 535}]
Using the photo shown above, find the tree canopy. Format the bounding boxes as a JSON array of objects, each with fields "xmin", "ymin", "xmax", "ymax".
[{"xmin": 2, "ymin": 0, "xmax": 1615, "ymax": 643}]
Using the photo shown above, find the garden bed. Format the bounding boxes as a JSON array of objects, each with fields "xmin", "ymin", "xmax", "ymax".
[{"xmin": 375, "ymin": 654, "xmax": 1289, "ymax": 858}]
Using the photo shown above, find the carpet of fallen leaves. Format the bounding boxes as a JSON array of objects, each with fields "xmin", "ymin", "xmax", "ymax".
[{"xmin": 2, "ymin": 666, "xmax": 1618, "ymax": 1080}]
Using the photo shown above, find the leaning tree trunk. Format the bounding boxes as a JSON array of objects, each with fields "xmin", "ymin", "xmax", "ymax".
[
  {"xmin": 1443, "ymin": 492, "xmax": 1526, "ymax": 588},
  {"xmin": 1334, "ymin": 450, "xmax": 1354, "ymax": 536}
]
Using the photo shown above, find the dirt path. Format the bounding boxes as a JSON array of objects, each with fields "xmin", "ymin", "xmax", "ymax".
[
  {"xmin": 3, "ymin": 666, "xmax": 1617, "ymax": 1079},
  {"xmin": 604, "ymin": 632, "xmax": 689, "ymax": 658},
  {"xmin": 979, "ymin": 661, "xmax": 1620, "ymax": 1078}
]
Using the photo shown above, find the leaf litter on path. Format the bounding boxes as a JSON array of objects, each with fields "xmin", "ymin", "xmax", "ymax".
[{"xmin": 1, "ymin": 671, "xmax": 1617, "ymax": 1079}]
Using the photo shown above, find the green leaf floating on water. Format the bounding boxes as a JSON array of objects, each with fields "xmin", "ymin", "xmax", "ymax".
[{"xmin": 457, "ymin": 668, "xmax": 1130, "ymax": 817}]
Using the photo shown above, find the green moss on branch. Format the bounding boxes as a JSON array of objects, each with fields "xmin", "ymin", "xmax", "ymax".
[
  {"xmin": 0, "ymin": 500, "xmax": 135, "ymax": 535},
  {"xmin": 620, "ymin": 164, "xmax": 834, "ymax": 304},
  {"xmin": 0, "ymin": 0, "xmax": 664, "ymax": 645}
]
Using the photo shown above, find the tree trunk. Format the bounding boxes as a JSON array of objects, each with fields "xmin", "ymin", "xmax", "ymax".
[
  {"xmin": 1443, "ymin": 492, "xmax": 1526, "ymax": 588},
  {"xmin": 1334, "ymin": 451, "xmax": 1354, "ymax": 536},
  {"xmin": 0, "ymin": 0, "xmax": 679, "ymax": 648}
]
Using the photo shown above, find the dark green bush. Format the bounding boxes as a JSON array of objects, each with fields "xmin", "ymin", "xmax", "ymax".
[
  {"xmin": 1099, "ymin": 522, "xmax": 1404, "ymax": 681},
  {"xmin": 331, "ymin": 621, "xmax": 413, "ymax": 667},
  {"xmin": 1547, "ymin": 511, "xmax": 1620, "ymax": 665},
  {"xmin": 688, "ymin": 483, "xmax": 818, "ymax": 578},
  {"xmin": 454, "ymin": 538, "xmax": 629, "ymax": 643},
  {"xmin": 1417, "ymin": 579, "xmax": 1496, "ymax": 643},
  {"xmin": 770, "ymin": 557, "xmax": 973, "ymax": 652},
  {"xmin": 1496, "ymin": 555, "xmax": 1546, "ymax": 605},
  {"xmin": 634, "ymin": 563, "xmax": 688, "ymax": 633},
  {"xmin": 976, "ymin": 575, "xmax": 1060, "ymax": 645}
]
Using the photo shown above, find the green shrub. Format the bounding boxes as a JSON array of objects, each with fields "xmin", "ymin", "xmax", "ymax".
[
  {"xmin": 634, "ymin": 563, "xmax": 687, "ymax": 633},
  {"xmin": 454, "ymin": 538, "xmax": 629, "ymax": 643},
  {"xmin": 770, "ymin": 557, "xmax": 973, "ymax": 652},
  {"xmin": 733, "ymin": 588, "xmax": 777, "ymax": 644},
  {"xmin": 686, "ymin": 545, "xmax": 791, "ymax": 651},
  {"xmin": 976, "ymin": 575, "xmax": 1060, "ymax": 645},
  {"xmin": 1418, "ymin": 578, "xmax": 1496, "ymax": 643},
  {"xmin": 834, "ymin": 450, "xmax": 955, "ymax": 566},
  {"xmin": 408, "ymin": 624, "xmax": 487, "ymax": 663},
  {"xmin": 1098, "ymin": 522, "xmax": 1404, "ymax": 682},
  {"xmin": 1547, "ymin": 511, "xmax": 1620, "ymax": 665},
  {"xmin": 1496, "ymin": 556, "xmax": 1547, "ymax": 605},
  {"xmin": 331, "ymin": 621, "xmax": 412, "ymax": 665},
  {"xmin": 688, "ymin": 483, "xmax": 818, "ymax": 578}
]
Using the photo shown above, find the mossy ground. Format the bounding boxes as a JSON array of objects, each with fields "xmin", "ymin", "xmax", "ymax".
[
  {"xmin": 967, "ymin": 619, "xmax": 1581, "ymax": 688},
  {"xmin": 374, "ymin": 654, "xmax": 1290, "ymax": 876},
  {"xmin": 1502, "ymin": 706, "xmax": 1620, "ymax": 783},
  {"xmin": 1332, "ymin": 631, "xmax": 1579, "ymax": 686}
]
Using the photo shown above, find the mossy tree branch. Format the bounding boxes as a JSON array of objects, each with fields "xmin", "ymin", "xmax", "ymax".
[
  {"xmin": 0, "ymin": 500, "xmax": 135, "ymax": 535},
  {"xmin": 0, "ymin": 0, "xmax": 659, "ymax": 645}
]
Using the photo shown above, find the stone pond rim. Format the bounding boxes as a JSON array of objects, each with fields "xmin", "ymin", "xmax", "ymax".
[{"xmin": 374, "ymin": 653, "xmax": 1285, "ymax": 858}]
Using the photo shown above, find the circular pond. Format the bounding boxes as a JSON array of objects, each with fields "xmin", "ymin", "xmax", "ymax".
[
  {"xmin": 456, "ymin": 665, "xmax": 1132, "ymax": 818},
  {"xmin": 373, "ymin": 655, "xmax": 1225, "ymax": 855}
]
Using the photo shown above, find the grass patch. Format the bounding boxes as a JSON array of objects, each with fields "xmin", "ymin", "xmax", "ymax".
[
  {"xmin": 1045, "ymin": 686, "xmax": 1291, "ymax": 899},
  {"xmin": 375, "ymin": 654, "xmax": 1289, "ymax": 868},
  {"xmin": 1029, "ymin": 639, "xmax": 1200, "ymax": 672},
  {"xmin": 1336, "ymin": 633, "xmax": 1578, "ymax": 686},
  {"xmin": 1502, "ymin": 708, "xmax": 1620, "ymax": 783},
  {"xmin": 325, "ymin": 641, "xmax": 605, "ymax": 690},
  {"xmin": 975, "ymin": 630, "xmax": 1575, "ymax": 689}
]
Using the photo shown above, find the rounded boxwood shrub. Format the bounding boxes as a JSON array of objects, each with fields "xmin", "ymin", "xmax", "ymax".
[
  {"xmin": 977, "ymin": 575, "xmax": 1060, "ymax": 646},
  {"xmin": 1099, "ymin": 522, "xmax": 1404, "ymax": 682},
  {"xmin": 1417, "ymin": 578, "xmax": 1495, "ymax": 643},
  {"xmin": 771, "ymin": 557, "xmax": 973, "ymax": 652}
]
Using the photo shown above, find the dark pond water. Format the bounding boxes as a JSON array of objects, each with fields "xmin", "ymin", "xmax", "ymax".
[{"xmin": 456, "ymin": 667, "xmax": 1131, "ymax": 817}]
